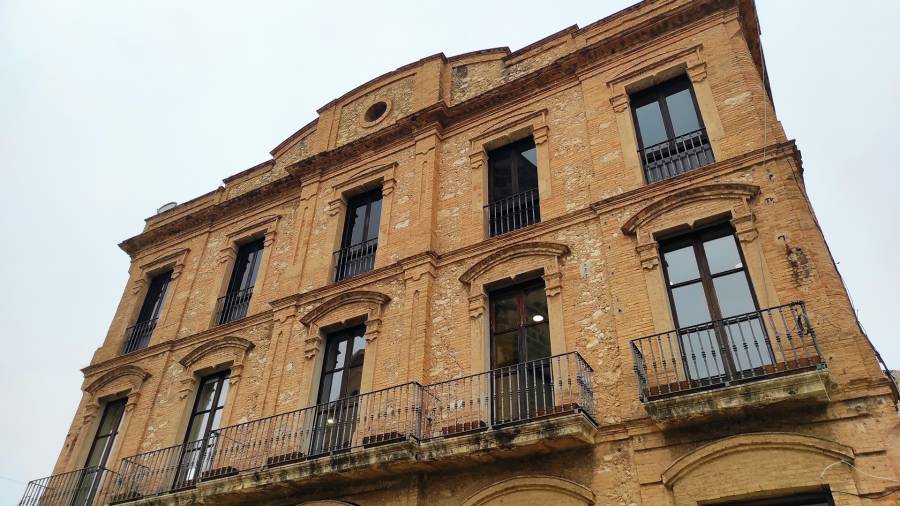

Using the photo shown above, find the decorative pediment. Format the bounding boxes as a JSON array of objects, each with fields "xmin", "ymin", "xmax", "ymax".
[
  {"xmin": 299, "ymin": 291, "xmax": 390, "ymax": 327},
  {"xmin": 179, "ymin": 335, "xmax": 255, "ymax": 369},
  {"xmin": 84, "ymin": 364, "xmax": 151, "ymax": 396},
  {"xmin": 299, "ymin": 290, "xmax": 391, "ymax": 359},
  {"xmin": 462, "ymin": 476, "xmax": 594, "ymax": 506},
  {"xmin": 621, "ymin": 183, "xmax": 760, "ymax": 236},
  {"xmin": 662, "ymin": 432, "xmax": 854, "ymax": 488},
  {"xmin": 459, "ymin": 242, "xmax": 570, "ymax": 287}
]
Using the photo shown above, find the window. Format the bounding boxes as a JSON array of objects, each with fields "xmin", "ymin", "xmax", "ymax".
[
  {"xmin": 123, "ymin": 270, "xmax": 171, "ymax": 354},
  {"xmin": 489, "ymin": 279, "xmax": 552, "ymax": 422},
  {"xmin": 486, "ymin": 136, "xmax": 541, "ymax": 236},
  {"xmin": 72, "ymin": 399, "xmax": 126, "ymax": 505},
  {"xmin": 311, "ymin": 325, "xmax": 367, "ymax": 454},
  {"xmin": 334, "ymin": 189, "xmax": 382, "ymax": 281},
  {"xmin": 631, "ymin": 75, "xmax": 713, "ymax": 183},
  {"xmin": 216, "ymin": 239, "xmax": 264, "ymax": 325},
  {"xmin": 175, "ymin": 371, "xmax": 230, "ymax": 487},
  {"xmin": 660, "ymin": 224, "xmax": 771, "ymax": 383}
]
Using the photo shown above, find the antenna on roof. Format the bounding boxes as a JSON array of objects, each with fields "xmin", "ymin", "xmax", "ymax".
[{"xmin": 157, "ymin": 202, "xmax": 178, "ymax": 214}]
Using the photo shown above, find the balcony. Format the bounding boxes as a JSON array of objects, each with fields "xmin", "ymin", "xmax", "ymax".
[
  {"xmin": 639, "ymin": 128, "xmax": 714, "ymax": 183},
  {"xmin": 20, "ymin": 466, "xmax": 118, "ymax": 506},
  {"xmin": 630, "ymin": 302, "xmax": 829, "ymax": 423},
  {"xmin": 122, "ymin": 319, "xmax": 157, "ymax": 355},
  {"xmin": 108, "ymin": 352, "xmax": 595, "ymax": 504},
  {"xmin": 333, "ymin": 237, "xmax": 378, "ymax": 282},
  {"xmin": 215, "ymin": 287, "xmax": 253, "ymax": 325},
  {"xmin": 485, "ymin": 188, "xmax": 540, "ymax": 237}
]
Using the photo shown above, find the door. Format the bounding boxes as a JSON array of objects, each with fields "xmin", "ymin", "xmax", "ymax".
[
  {"xmin": 175, "ymin": 371, "xmax": 230, "ymax": 487},
  {"xmin": 310, "ymin": 325, "xmax": 367, "ymax": 454},
  {"xmin": 660, "ymin": 225, "xmax": 772, "ymax": 384},
  {"xmin": 489, "ymin": 280, "xmax": 552, "ymax": 423},
  {"xmin": 71, "ymin": 399, "xmax": 126, "ymax": 506}
]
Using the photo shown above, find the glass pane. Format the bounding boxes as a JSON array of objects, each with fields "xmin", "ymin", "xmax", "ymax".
[
  {"xmin": 664, "ymin": 246, "xmax": 700, "ymax": 285},
  {"xmin": 216, "ymin": 378, "xmax": 229, "ymax": 408},
  {"xmin": 493, "ymin": 330, "xmax": 519, "ymax": 368},
  {"xmin": 516, "ymin": 146, "xmax": 539, "ymax": 192},
  {"xmin": 703, "ymin": 235, "xmax": 742, "ymax": 274},
  {"xmin": 523, "ymin": 286, "xmax": 548, "ymax": 325},
  {"xmin": 491, "ymin": 292, "xmax": 519, "ymax": 332},
  {"xmin": 635, "ymin": 101, "xmax": 668, "ymax": 147},
  {"xmin": 186, "ymin": 412, "xmax": 210, "ymax": 442},
  {"xmin": 196, "ymin": 379, "xmax": 219, "ymax": 412},
  {"xmin": 210, "ymin": 408, "xmax": 223, "ymax": 431},
  {"xmin": 489, "ymin": 156, "xmax": 513, "ymax": 200},
  {"xmin": 349, "ymin": 335, "xmax": 366, "ymax": 367},
  {"xmin": 343, "ymin": 366, "xmax": 363, "ymax": 397},
  {"xmin": 349, "ymin": 204, "xmax": 367, "ymax": 245},
  {"xmin": 525, "ymin": 324, "xmax": 551, "ymax": 361},
  {"xmin": 98, "ymin": 401, "xmax": 125, "ymax": 436},
  {"xmin": 85, "ymin": 436, "xmax": 110, "ymax": 467},
  {"xmin": 671, "ymin": 282, "xmax": 711, "ymax": 327},
  {"xmin": 322, "ymin": 371, "xmax": 344, "ymax": 402},
  {"xmin": 366, "ymin": 197, "xmax": 382, "ymax": 240},
  {"xmin": 243, "ymin": 246, "xmax": 262, "ymax": 289},
  {"xmin": 665, "ymin": 88, "xmax": 700, "ymax": 136},
  {"xmin": 713, "ymin": 272, "xmax": 756, "ymax": 317},
  {"xmin": 324, "ymin": 339, "xmax": 348, "ymax": 372}
]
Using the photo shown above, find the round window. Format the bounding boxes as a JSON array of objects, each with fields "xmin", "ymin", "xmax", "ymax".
[{"xmin": 364, "ymin": 101, "xmax": 388, "ymax": 123}]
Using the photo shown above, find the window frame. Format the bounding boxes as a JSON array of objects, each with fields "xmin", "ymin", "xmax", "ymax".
[
  {"xmin": 487, "ymin": 136, "xmax": 539, "ymax": 204},
  {"xmin": 340, "ymin": 188, "xmax": 383, "ymax": 250},
  {"xmin": 316, "ymin": 324, "xmax": 367, "ymax": 404},
  {"xmin": 182, "ymin": 370, "xmax": 231, "ymax": 445},
  {"xmin": 488, "ymin": 278, "xmax": 550, "ymax": 369},
  {"xmin": 225, "ymin": 239, "xmax": 265, "ymax": 295},
  {"xmin": 629, "ymin": 74, "xmax": 706, "ymax": 152}
]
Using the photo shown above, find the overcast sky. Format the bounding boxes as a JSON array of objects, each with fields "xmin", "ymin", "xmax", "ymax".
[{"xmin": 1, "ymin": 0, "xmax": 899, "ymax": 502}]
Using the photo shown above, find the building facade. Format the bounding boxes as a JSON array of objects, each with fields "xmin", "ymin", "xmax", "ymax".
[{"xmin": 21, "ymin": 0, "xmax": 900, "ymax": 505}]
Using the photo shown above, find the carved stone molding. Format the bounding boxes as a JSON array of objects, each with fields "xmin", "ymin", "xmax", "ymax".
[
  {"xmin": 609, "ymin": 93, "xmax": 630, "ymax": 113},
  {"xmin": 179, "ymin": 335, "xmax": 255, "ymax": 386},
  {"xmin": 138, "ymin": 248, "xmax": 191, "ymax": 280},
  {"xmin": 461, "ymin": 476, "xmax": 595, "ymax": 506},
  {"xmin": 543, "ymin": 271, "xmax": 563, "ymax": 298},
  {"xmin": 621, "ymin": 183, "xmax": 761, "ymax": 237},
  {"xmin": 636, "ymin": 242, "xmax": 660, "ymax": 271},
  {"xmin": 299, "ymin": 290, "xmax": 391, "ymax": 359},
  {"xmin": 686, "ymin": 61, "xmax": 708, "ymax": 83},
  {"xmin": 459, "ymin": 242, "xmax": 571, "ymax": 290},
  {"xmin": 468, "ymin": 294, "xmax": 487, "ymax": 320},
  {"xmin": 82, "ymin": 364, "xmax": 151, "ymax": 423}
]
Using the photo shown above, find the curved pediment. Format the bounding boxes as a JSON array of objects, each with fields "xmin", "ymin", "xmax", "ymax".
[
  {"xmin": 621, "ymin": 183, "xmax": 760, "ymax": 236},
  {"xmin": 462, "ymin": 476, "xmax": 594, "ymax": 506},
  {"xmin": 179, "ymin": 335, "xmax": 255, "ymax": 369},
  {"xmin": 299, "ymin": 290, "xmax": 391, "ymax": 327},
  {"xmin": 84, "ymin": 364, "xmax": 151, "ymax": 396},
  {"xmin": 662, "ymin": 432, "xmax": 854, "ymax": 487},
  {"xmin": 459, "ymin": 242, "xmax": 570, "ymax": 286}
]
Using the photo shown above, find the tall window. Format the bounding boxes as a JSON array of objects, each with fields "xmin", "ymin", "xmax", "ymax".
[
  {"xmin": 486, "ymin": 137, "xmax": 541, "ymax": 236},
  {"xmin": 123, "ymin": 270, "xmax": 171, "ymax": 354},
  {"xmin": 176, "ymin": 371, "xmax": 230, "ymax": 487},
  {"xmin": 660, "ymin": 224, "xmax": 771, "ymax": 383},
  {"xmin": 217, "ymin": 239, "xmax": 264, "ymax": 325},
  {"xmin": 489, "ymin": 279, "xmax": 551, "ymax": 422},
  {"xmin": 311, "ymin": 325, "xmax": 367, "ymax": 454},
  {"xmin": 631, "ymin": 75, "xmax": 713, "ymax": 183},
  {"xmin": 334, "ymin": 189, "xmax": 382, "ymax": 281},
  {"xmin": 72, "ymin": 398, "xmax": 126, "ymax": 506},
  {"xmin": 721, "ymin": 493, "xmax": 834, "ymax": 506}
]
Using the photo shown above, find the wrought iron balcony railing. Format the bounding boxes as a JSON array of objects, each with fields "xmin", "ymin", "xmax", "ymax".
[
  {"xmin": 422, "ymin": 352, "xmax": 595, "ymax": 437},
  {"xmin": 19, "ymin": 466, "xmax": 117, "ymax": 506},
  {"xmin": 122, "ymin": 319, "xmax": 157, "ymax": 355},
  {"xmin": 630, "ymin": 302, "xmax": 825, "ymax": 402},
  {"xmin": 485, "ymin": 188, "xmax": 540, "ymax": 237},
  {"xmin": 639, "ymin": 128, "xmax": 714, "ymax": 183},
  {"xmin": 215, "ymin": 287, "xmax": 253, "ymax": 325},
  {"xmin": 110, "ymin": 352, "xmax": 594, "ymax": 501},
  {"xmin": 333, "ymin": 237, "xmax": 378, "ymax": 282}
]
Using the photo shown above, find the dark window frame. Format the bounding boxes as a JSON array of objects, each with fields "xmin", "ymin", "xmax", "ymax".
[
  {"xmin": 217, "ymin": 239, "xmax": 264, "ymax": 325},
  {"xmin": 485, "ymin": 136, "xmax": 541, "ymax": 236},
  {"xmin": 83, "ymin": 398, "xmax": 127, "ymax": 470},
  {"xmin": 717, "ymin": 491, "xmax": 835, "ymax": 506},
  {"xmin": 72, "ymin": 398, "xmax": 127, "ymax": 506},
  {"xmin": 316, "ymin": 324, "xmax": 367, "ymax": 404},
  {"xmin": 659, "ymin": 222, "xmax": 765, "ymax": 377},
  {"xmin": 174, "ymin": 370, "xmax": 230, "ymax": 488},
  {"xmin": 488, "ymin": 278, "xmax": 550, "ymax": 369},
  {"xmin": 123, "ymin": 270, "xmax": 172, "ymax": 354},
  {"xmin": 334, "ymin": 188, "xmax": 383, "ymax": 281},
  {"xmin": 630, "ymin": 74, "xmax": 706, "ymax": 152},
  {"xmin": 182, "ymin": 371, "xmax": 231, "ymax": 445},
  {"xmin": 340, "ymin": 189, "xmax": 383, "ymax": 250}
]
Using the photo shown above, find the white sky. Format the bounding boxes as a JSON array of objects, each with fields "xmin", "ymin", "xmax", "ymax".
[{"xmin": 1, "ymin": 0, "xmax": 898, "ymax": 502}]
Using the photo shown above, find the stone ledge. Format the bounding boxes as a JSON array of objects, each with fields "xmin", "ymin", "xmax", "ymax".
[
  {"xmin": 644, "ymin": 369, "xmax": 830, "ymax": 426},
  {"xmin": 121, "ymin": 413, "xmax": 597, "ymax": 505}
]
